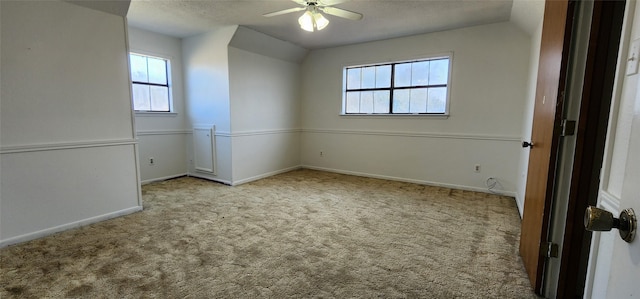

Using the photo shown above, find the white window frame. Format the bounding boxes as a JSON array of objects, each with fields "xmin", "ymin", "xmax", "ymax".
[
  {"xmin": 129, "ymin": 52, "xmax": 175, "ymax": 114},
  {"xmin": 341, "ymin": 54, "xmax": 452, "ymax": 116}
]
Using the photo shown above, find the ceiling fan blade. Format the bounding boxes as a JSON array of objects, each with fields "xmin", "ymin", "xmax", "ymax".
[
  {"xmin": 263, "ymin": 7, "xmax": 306, "ymax": 17},
  {"xmin": 319, "ymin": 6, "xmax": 363, "ymax": 21},
  {"xmin": 317, "ymin": 0, "xmax": 349, "ymax": 6},
  {"xmin": 291, "ymin": 0, "xmax": 308, "ymax": 5}
]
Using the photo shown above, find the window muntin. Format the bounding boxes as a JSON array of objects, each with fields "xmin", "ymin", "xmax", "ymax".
[
  {"xmin": 130, "ymin": 53, "xmax": 171, "ymax": 112},
  {"xmin": 344, "ymin": 57, "xmax": 450, "ymax": 115}
]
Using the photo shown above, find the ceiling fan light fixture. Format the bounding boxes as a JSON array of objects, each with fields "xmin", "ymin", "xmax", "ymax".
[
  {"xmin": 298, "ymin": 11, "xmax": 315, "ymax": 32},
  {"xmin": 264, "ymin": 1, "xmax": 362, "ymax": 34},
  {"xmin": 314, "ymin": 12, "xmax": 329, "ymax": 30}
]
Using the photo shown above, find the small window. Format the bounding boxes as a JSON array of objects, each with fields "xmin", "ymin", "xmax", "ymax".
[
  {"xmin": 129, "ymin": 53, "xmax": 171, "ymax": 112},
  {"xmin": 343, "ymin": 56, "xmax": 451, "ymax": 115}
]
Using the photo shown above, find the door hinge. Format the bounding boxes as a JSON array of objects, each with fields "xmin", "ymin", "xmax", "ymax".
[
  {"xmin": 542, "ymin": 242, "xmax": 559, "ymax": 258},
  {"xmin": 561, "ymin": 119, "xmax": 576, "ymax": 136}
]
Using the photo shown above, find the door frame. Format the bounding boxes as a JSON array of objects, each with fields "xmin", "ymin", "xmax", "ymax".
[
  {"xmin": 519, "ymin": 0, "xmax": 627, "ymax": 296},
  {"xmin": 554, "ymin": 1, "xmax": 626, "ymax": 297},
  {"xmin": 583, "ymin": 0, "xmax": 638, "ymax": 296}
]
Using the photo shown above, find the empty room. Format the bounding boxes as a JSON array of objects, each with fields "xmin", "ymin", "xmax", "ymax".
[{"xmin": 2, "ymin": 0, "xmax": 640, "ymax": 298}]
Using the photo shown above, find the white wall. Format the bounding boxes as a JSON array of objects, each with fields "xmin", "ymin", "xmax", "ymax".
[
  {"xmin": 181, "ymin": 26, "xmax": 306, "ymax": 185},
  {"xmin": 182, "ymin": 26, "xmax": 237, "ymax": 184},
  {"xmin": 128, "ymin": 27, "xmax": 189, "ymax": 183},
  {"xmin": 300, "ymin": 22, "xmax": 531, "ymax": 195},
  {"xmin": 227, "ymin": 27, "xmax": 306, "ymax": 184},
  {"xmin": 0, "ymin": 0, "xmax": 141, "ymax": 246}
]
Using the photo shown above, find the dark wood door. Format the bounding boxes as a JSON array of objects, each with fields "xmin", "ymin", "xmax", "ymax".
[{"xmin": 519, "ymin": 0, "xmax": 574, "ymax": 293}]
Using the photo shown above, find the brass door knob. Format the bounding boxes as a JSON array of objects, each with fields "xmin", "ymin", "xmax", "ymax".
[{"xmin": 584, "ymin": 206, "xmax": 637, "ymax": 243}]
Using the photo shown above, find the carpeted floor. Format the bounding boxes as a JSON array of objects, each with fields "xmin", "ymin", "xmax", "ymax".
[{"xmin": 1, "ymin": 169, "xmax": 538, "ymax": 298}]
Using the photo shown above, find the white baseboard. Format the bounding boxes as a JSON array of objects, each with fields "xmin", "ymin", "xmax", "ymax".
[
  {"xmin": 141, "ymin": 173, "xmax": 188, "ymax": 185},
  {"xmin": 0, "ymin": 206, "xmax": 143, "ymax": 248},
  {"xmin": 301, "ymin": 165, "xmax": 517, "ymax": 198},
  {"xmin": 187, "ymin": 173, "xmax": 232, "ymax": 186},
  {"xmin": 231, "ymin": 166, "xmax": 302, "ymax": 186}
]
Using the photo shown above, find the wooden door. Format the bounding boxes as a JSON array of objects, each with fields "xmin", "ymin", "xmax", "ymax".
[{"xmin": 518, "ymin": 0, "xmax": 574, "ymax": 293}]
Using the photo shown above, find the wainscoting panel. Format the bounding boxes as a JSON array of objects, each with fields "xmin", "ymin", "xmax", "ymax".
[
  {"xmin": 301, "ymin": 129, "xmax": 521, "ymax": 196},
  {"xmin": 136, "ymin": 130, "xmax": 189, "ymax": 184},
  {"xmin": 193, "ymin": 126, "xmax": 216, "ymax": 175},
  {"xmin": 231, "ymin": 129, "xmax": 301, "ymax": 184},
  {"xmin": 0, "ymin": 142, "xmax": 141, "ymax": 247}
]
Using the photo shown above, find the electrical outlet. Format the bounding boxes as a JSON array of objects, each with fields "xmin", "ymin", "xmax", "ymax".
[
  {"xmin": 149, "ymin": 157, "xmax": 155, "ymax": 165},
  {"xmin": 474, "ymin": 164, "xmax": 481, "ymax": 173}
]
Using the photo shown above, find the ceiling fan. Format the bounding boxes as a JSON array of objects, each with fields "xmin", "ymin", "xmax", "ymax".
[{"xmin": 263, "ymin": 0, "xmax": 363, "ymax": 32}]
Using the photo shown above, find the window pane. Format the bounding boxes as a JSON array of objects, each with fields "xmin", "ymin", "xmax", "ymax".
[
  {"xmin": 360, "ymin": 91, "xmax": 374, "ymax": 113},
  {"xmin": 411, "ymin": 61, "xmax": 429, "ymax": 86},
  {"xmin": 147, "ymin": 57, "xmax": 167, "ymax": 85},
  {"xmin": 375, "ymin": 65, "xmax": 391, "ymax": 88},
  {"xmin": 347, "ymin": 68, "xmax": 361, "ymax": 89},
  {"xmin": 361, "ymin": 66, "xmax": 375, "ymax": 89},
  {"xmin": 343, "ymin": 57, "xmax": 450, "ymax": 115},
  {"xmin": 393, "ymin": 90, "xmax": 410, "ymax": 113},
  {"xmin": 394, "ymin": 63, "xmax": 411, "ymax": 87},
  {"xmin": 132, "ymin": 83, "xmax": 150, "ymax": 111},
  {"xmin": 427, "ymin": 87, "xmax": 447, "ymax": 113},
  {"xmin": 346, "ymin": 92, "xmax": 360, "ymax": 113},
  {"xmin": 429, "ymin": 59, "xmax": 449, "ymax": 85},
  {"xmin": 150, "ymin": 86, "xmax": 170, "ymax": 111},
  {"xmin": 409, "ymin": 88, "xmax": 428, "ymax": 113},
  {"xmin": 130, "ymin": 54, "xmax": 148, "ymax": 83},
  {"xmin": 373, "ymin": 91, "xmax": 390, "ymax": 113}
]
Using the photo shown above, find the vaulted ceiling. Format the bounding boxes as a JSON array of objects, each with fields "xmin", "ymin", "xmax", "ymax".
[{"xmin": 126, "ymin": 0, "xmax": 518, "ymax": 49}]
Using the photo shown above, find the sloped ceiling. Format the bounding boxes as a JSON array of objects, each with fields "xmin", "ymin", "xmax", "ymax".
[
  {"xmin": 127, "ymin": 0, "xmax": 515, "ymax": 50},
  {"xmin": 66, "ymin": 0, "xmax": 131, "ymax": 17}
]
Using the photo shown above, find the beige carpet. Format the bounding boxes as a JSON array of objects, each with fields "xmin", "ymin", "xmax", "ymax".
[{"xmin": 1, "ymin": 169, "xmax": 538, "ymax": 298}]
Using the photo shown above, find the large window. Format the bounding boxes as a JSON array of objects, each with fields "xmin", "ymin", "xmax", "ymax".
[
  {"xmin": 130, "ymin": 53, "xmax": 171, "ymax": 112},
  {"xmin": 344, "ymin": 56, "xmax": 451, "ymax": 115}
]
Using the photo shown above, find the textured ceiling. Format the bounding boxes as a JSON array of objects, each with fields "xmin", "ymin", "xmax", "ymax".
[{"xmin": 127, "ymin": 0, "xmax": 514, "ymax": 50}]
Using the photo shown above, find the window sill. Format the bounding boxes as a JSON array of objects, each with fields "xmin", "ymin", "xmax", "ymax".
[
  {"xmin": 135, "ymin": 112, "xmax": 178, "ymax": 117},
  {"xmin": 340, "ymin": 113, "xmax": 449, "ymax": 119}
]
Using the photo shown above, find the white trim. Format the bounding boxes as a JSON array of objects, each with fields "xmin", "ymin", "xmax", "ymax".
[
  {"xmin": 231, "ymin": 166, "xmax": 302, "ymax": 186},
  {"xmin": 301, "ymin": 165, "xmax": 517, "ymax": 197},
  {"xmin": 0, "ymin": 206, "xmax": 143, "ymax": 248},
  {"xmin": 302, "ymin": 128, "xmax": 520, "ymax": 142},
  {"xmin": 134, "ymin": 112, "xmax": 178, "ymax": 117},
  {"xmin": 0, "ymin": 139, "xmax": 137, "ymax": 154},
  {"xmin": 125, "ymin": 18, "xmax": 144, "ymax": 209},
  {"xmin": 136, "ymin": 129, "xmax": 191, "ymax": 136},
  {"xmin": 215, "ymin": 131, "xmax": 232, "ymax": 137},
  {"xmin": 230, "ymin": 128, "xmax": 301, "ymax": 137},
  {"xmin": 141, "ymin": 173, "xmax": 188, "ymax": 185},
  {"xmin": 211, "ymin": 129, "xmax": 301, "ymax": 138},
  {"xmin": 187, "ymin": 173, "xmax": 232, "ymax": 186},
  {"xmin": 339, "ymin": 114, "xmax": 450, "ymax": 119},
  {"xmin": 211, "ymin": 128, "xmax": 516, "ymax": 141}
]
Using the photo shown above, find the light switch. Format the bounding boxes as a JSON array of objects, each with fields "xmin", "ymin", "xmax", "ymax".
[{"xmin": 626, "ymin": 39, "xmax": 640, "ymax": 76}]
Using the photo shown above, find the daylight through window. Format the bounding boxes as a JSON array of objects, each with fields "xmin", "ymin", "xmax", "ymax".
[
  {"xmin": 130, "ymin": 53, "xmax": 171, "ymax": 112},
  {"xmin": 344, "ymin": 56, "xmax": 450, "ymax": 115}
]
